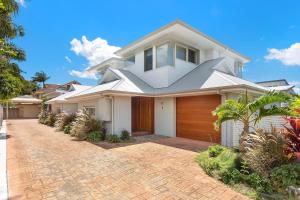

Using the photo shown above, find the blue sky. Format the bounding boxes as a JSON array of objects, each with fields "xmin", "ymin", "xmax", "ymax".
[{"xmin": 15, "ymin": 0, "xmax": 300, "ymax": 92}]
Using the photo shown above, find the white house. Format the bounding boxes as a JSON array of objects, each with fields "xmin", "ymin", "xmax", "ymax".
[{"xmin": 58, "ymin": 20, "xmax": 273, "ymax": 147}]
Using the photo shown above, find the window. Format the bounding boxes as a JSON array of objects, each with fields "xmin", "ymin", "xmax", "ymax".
[
  {"xmin": 144, "ymin": 48, "xmax": 153, "ymax": 71},
  {"xmin": 84, "ymin": 107, "xmax": 96, "ymax": 116},
  {"xmin": 126, "ymin": 55, "xmax": 135, "ymax": 64},
  {"xmin": 156, "ymin": 43, "xmax": 174, "ymax": 67},
  {"xmin": 176, "ymin": 45, "xmax": 186, "ymax": 61},
  {"xmin": 188, "ymin": 49, "xmax": 197, "ymax": 64}
]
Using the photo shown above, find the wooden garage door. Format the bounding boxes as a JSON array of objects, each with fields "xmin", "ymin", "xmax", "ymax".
[{"xmin": 176, "ymin": 95, "xmax": 221, "ymax": 143}]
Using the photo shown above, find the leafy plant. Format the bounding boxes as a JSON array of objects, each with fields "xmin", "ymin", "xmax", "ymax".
[
  {"xmin": 243, "ymin": 128, "xmax": 289, "ymax": 176},
  {"xmin": 220, "ymin": 168, "xmax": 242, "ymax": 185},
  {"xmin": 54, "ymin": 112, "xmax": 75, "ymax": 131},
  {"xmin": 208, "ymin": 145, "xmax": 225, "ymax": 157},
  {"xmin": 87, "ymin": 131, "xmax": 104, "ymax": 142},
  {"xmin": 106, "ymin": 134, "xmax": 121, "ymax": 143},
  {"xmin": 282, "ymin": 117, "xmax": 300, "ymax": 158},
  {"xmin": 270, "ymin": 164, "xmax": 300, "ymax": 193},
  {"xmin": 213, "ymin": 91, "xmax": 291, "ymax": 152},
  {"xmin": 63, "ymin": 124, "xmax": 71, "ymax": 134},
  {"xmin": 70, "ymin": 110, "xmax": 102, "ymax": 140},
  {"xmin": 44, "ymin": 112, "xmax": 56, "ymax": 127},
  {"xmin": 244, "ymin": 173, "xmax": 272, "ymax": 193},
  {"xmin": 120, "ymin": 129, "xmax": 130, "ymax": 141}
]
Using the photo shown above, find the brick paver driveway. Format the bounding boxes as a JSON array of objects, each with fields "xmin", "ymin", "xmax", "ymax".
[{"xmin": 6, "ymin": 119, "xmax": 248, "ymax": 200}]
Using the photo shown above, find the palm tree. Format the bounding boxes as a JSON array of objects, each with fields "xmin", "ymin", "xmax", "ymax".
[
  {"xmin": 32, "ymin": 71, "xmax": 50, "ymax": 88},
  {"xmin": 213, "ymin": 91, "xmax": 291, "ymax": 151}
]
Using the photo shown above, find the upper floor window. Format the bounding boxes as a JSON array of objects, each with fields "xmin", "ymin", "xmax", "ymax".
[
  {"xmin": 144, "ymin": 48, "xmax": 153, "ymax": 71},
  {"xmin": 176, "ymin": 44, "xmax": 198, "ymax": 64},
  {"xmin": 156, "ymin": 42, "xmax": 174, "ymax": 68},
  {"xmin": 176, "ymin": 45, "xmax": 186, "ymax": 61},
  {"xmin": 126, "ymin": 55, "xmax": 135, "ymax": 64}
]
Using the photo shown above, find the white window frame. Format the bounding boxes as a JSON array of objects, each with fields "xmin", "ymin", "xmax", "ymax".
[
  {"xmin": 155, "ymin": 41, "xmax": 175, "ymax": 68},
  {"xmin": 144, "ymin": 47, "xmax": 153, "ymax": 72},
  {"xmin": 84, "ymin": 106, "xmax": 96, "ymax": 117},
  {"xmin": 175, "ymin": 43, "xmax": 199, "ymax": 64}
]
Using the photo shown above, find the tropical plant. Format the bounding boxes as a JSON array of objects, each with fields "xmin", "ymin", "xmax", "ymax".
[
  {"xmin": 213, "ymin": 91, "xmax": 291, "ymax": 151},
  {"xmin": 120, "ymin": 129, "xmax": 130, "ymax": 141},
  {"xmin": 63, "ymin": 124, "xmax": 71, "ymax": 134},
  {"xmin": 208, "ymin": 145, "xmax": 225, "ymax": 157},
  {"xmin": 31, "ymin": 71, "xmax": 50, "ymax": 88},
  {"xmin": 38, "ymin": 100, "xmax": 48, "ymax": 124},
  {"xmin": 243, "ymin": 128, "xmax": 289, "ymax": 176},
  {"xmin": 70, "ymin": 110, "xmax": 102, "ymax": 140},
  {"xmin": 290, "ymin": 95, "xmax": 300, "ymax": 116},
  {"xmin": 54, "ymin": 112, "xmax": 75, "ymax": 131},
  {"xmin": 282, "ymin": 117, "xmax": 300, "ymax": 157}
]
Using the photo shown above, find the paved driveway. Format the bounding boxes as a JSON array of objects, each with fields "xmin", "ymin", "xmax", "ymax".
[{"xmin": 6, "ymin": 119, "xmax": 247, "ymax": 200}]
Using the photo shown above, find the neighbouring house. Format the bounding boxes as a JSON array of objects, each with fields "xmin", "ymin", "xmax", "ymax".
[
  {"xmin": 33, "ymin": 80, "xmax": 81, "ymax": 100},
  {"xmin": 256, "ymin": 79, "xmax": 296, "ymax": 95},
  {"xmin": 46, "ymin": 84, "xmax": 92, "ymax": 114},
  {"xmin": 3, "ymin": 95, "xmax": 42, "ymax": 119},
  {"xmin": 53, "ymin": 20, "xmax": 282, "ymax": 146}
]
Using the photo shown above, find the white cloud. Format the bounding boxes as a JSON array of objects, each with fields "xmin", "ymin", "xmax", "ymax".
[
  {"xmin": 70, "ymin": 36, "xmax": 120, "ymax": 66},
  {"xmin": 17, "ymin": 0, "xmax": 25, "ymax": 7},
  {"xmin": 265, "ymin": 43, "xmax": 300, "ymax": 66},
  {"xmin": 69, "ymin": 36, "xmax": 120, "ymax": 79},
  {"xmin": 69, "ymin": 70, "xmax": 97, "ymax": 80},
  {"xmin": 65, "ymin": 56, "xmax": 72, "ymax": 63}
]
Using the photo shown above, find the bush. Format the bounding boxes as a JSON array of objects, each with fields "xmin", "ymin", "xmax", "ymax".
[
  {"xmin": 87, "ymin": 131, "xmax": 105, "ymax": 142},
  {"xmin": 70, "ymin": 110, "xmax": 102, "ymax": 140},
  {"xmin": 243, "ymin": 128, "xmax": 289, "ymax": 176},
  {"xmin": 244, "ymin": 173, "xmax": 272, "ymax": 193},
  {"xmin": 54, "ymin": 112, "xmax": 75, "ymax": 131},
  {"xmin": 208, "ymin": 145, "xmax": 225, "ymax": 157},
  {"xmin": 120, "ymin": 129, "xmax": 130, "ymax": 141},
  {"xmin": 196, "ymin": 146, "xmax": 240, "ymax": 178},
  {"xmin": 270, "ymin": 164, "xmax": 300, "ymax": 193},
  {"xmin": 220, "ymin": 168, "xmax": 242, "ymax": 185},
  {"xmin": 38, "ymin": 100, "xmax": 48, "ymax": 124},
  {"xmin": 44, "ymin": 113, "xmax": 56, "ymax": 127},
  {"xmin": 106, "ymin": 134, "xmax": 121, "ymax": 143},
  {"xmin": 63, "ymin": 124, "xmax": 71, "ymax": 134}
]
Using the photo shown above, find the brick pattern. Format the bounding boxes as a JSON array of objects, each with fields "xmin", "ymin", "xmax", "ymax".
[{"xmin": 7, "ymin": 119, "xmax": 248, "ymax": 200}]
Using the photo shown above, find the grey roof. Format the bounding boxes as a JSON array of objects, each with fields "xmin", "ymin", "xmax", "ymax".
[{"xmin": 66, "ymin": 58, "xmax": 267, "ymax": 100}]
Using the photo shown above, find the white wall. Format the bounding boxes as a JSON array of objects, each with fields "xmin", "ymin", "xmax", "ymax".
[
  {"xmin": 78, "ymin": 98, "xmax": 111, "ymax": 121},
  {"xmin": 154, "ymin": 97, "xmax": 176, "ymax": 137},
  {"xmin": 113, "ymin": 96, "xmax": 131, "ymax": 135},
  {"xmin": 62, "ymin": 104, "xmax": 77, "ymax": 114}
]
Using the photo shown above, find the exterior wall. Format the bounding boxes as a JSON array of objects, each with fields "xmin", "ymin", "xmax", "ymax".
[
  {"xmin": 17, "ymin": 104, "xmax": 40, "ymax": 118},
  {"xmin": 113, "ymin": 96, "xmax": 131, "ymax": 135},
  {"xmin": 62, "ymin": 104, "xmax": 78, "ymax": 114},
  {"xmin": 154, "ymin": 97, "xmax": 176, "ymax": 137},
  {"xmin": 78, "ymin": 98, "xmax": 111, "ymax": 121}
]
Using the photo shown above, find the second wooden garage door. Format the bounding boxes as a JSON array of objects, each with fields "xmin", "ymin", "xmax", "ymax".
[{"xmin": 176, "ymin": 95, "xmax": 221, "ymax": 143}]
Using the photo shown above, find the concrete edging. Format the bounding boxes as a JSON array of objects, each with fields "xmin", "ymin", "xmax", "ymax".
[{"xmin": 0, "ymin": 120, "xmax": 8, "ymax": 200}]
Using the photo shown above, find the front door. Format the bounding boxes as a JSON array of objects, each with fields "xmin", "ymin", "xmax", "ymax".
[{"xmin": 131, "ymin": 97, "xmax": 154, "ymax": 134}]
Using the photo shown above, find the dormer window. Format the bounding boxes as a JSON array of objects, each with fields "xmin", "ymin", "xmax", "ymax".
[
  {"xmin": 126, "ymin": 55, "xmax": 135, "ymax": 64},
  {"xmin": 156, "ymin": 42, "xmax": 174, "ymax": 67},
  {"xmin": 176, "ymin": 44, "xmax": 199, "ymax": 64},
  {"xmin": 144, "ymin": 48, "xmax": 153, "ymax": 71}
]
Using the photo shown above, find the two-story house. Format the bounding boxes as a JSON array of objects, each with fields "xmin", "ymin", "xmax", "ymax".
[{"xmin": 62, "ymin": 20, "xmax": 268, "ymax": 147}]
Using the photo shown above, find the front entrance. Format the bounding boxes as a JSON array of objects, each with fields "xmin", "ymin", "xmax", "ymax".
[{"xmin": 131, "ymin": 96, "xmax": 154, "ymax": 135}]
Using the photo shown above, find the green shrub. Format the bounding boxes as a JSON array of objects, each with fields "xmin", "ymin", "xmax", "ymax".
[
  {"xmin": 244, "ymin": 173, "xmax": 272, "ymax": 193},
  {"xmin": 54, "ymin": 112, "xmax": 75, "ymax": 131},
  {"xmin": 106, "ymin": 134, "xmax": 121, "ymax": 143},
  {"xmin": 44, "ymin": 113, "xmax": 56, "ymax": 127},
  {"xmin": 70, "ymin": 110, "xmax": 102, "ymax": 140},
  {"xmin": 196, "ymin": 147, "xmax": 239, "ymax": 178},
  {"xmin": 87, "ymin": 131, "xmax": 105, "ymax": 142},
  {"xmin": 270, "ymin": 164, "xmax": 300, "ymax": 193},
  {"xmin": 38, "ymin": 100, "xmax": 48, "ymax": 124},
  {"xmin": 220, "ymin": 168, "xmax": 242, "ymax": 185},
  {"xmin": 63, "ymin": 124, "xmax": 71, "ymax": 134},
  {"xmin": 208, "ymin": 145, "xmax": 225, "ymax": 157},
  {"xmin": 120, "ymin": 129, "xmax": 130, "ymax": 141}
]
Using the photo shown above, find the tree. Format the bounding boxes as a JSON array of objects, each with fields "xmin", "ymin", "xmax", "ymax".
[
  {"xmin": 0, "ymin": 0, "xmax": 26, "ymax": 100},
  {"xmin": 32, "ymin": 71, "xmax": 50, "ymax": 88},
  {"xmin": 213, "ymin": 91, "xmax": 291, "ymax": 151}
]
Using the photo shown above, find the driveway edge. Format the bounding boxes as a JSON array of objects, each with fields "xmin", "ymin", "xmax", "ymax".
[{"xmin": 0, "ymin": 120, "xmax": 8, "ymax": 200}]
